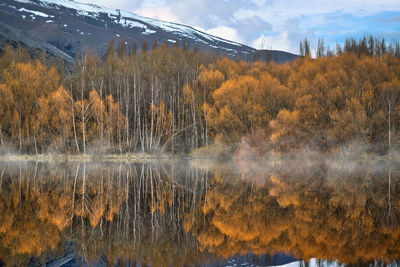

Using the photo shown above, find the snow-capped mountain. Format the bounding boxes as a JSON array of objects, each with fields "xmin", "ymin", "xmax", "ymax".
[{"xmin": 0, "ymin": 0, "xmax": 298, "ymax": 63}]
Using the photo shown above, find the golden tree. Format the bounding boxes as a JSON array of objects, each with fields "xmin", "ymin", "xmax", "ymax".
[{"xmin": 2, "ymin": 61, "xmax": 60, "ymax": 152}]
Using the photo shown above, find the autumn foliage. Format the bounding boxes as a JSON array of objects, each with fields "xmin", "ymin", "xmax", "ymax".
[
  {"xmin": 0, "ymin": 39, "xmax": 400, "ymax": 155},
  {"xmin": 199, "ymin": 53, "xmax": 400, "ymax": 155}
]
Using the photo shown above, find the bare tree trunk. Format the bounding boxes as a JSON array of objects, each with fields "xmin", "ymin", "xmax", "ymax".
[
  {"xmin": 81, "ymin": 80, "xmax": 87, "ymax": 155},
  {"xmin": 99, "ymin": 81, "xmax": 104, "ymax": 151},
  {"xmin": 171, "ymin": 94, "xmax": 175, "ymax": 152},
  {"xmin": 70, "ymin": 86, "xmax": 80, "ymax": 153},
  {"xmin": 78, "ymin": 53, "xmax": 88, "ymax": 154},
  {"xmin": 388, "ymin": 101, "xmax": 392, "ymax": 156},
  {"xmin": 133, "ymin": 67, "xmax": 138, "ymax": 150},
  {"xmin": 205, "ymin": 116, "xmax": 209, "ymax": 146},
  {"xmin": 0, "ymin": 129, "xmax": 5, "ymax": 154},
  {"xmin": 149, "ymin": 77, "xmax": 155, "ymax": 151},
  {"xmin": 144, "ymin": 116, "xmax": 148, "ymax": 152},
  {"xmin": 81, "ymin": 106, "xmax": 86, "ymax": 154},
  {"xmin": 125, "ymin": 76, "xmax": 130, "ymax": 151},
  {"xmin": 191, "ymin": 103, "xmax": 198, "ymax": 149},
  {"xmin": 33, "ymin": 133, "xmax": 38, "ymax": 157},
  {"xmin": 117, "ymin": 80, "xmax": 123, "ymax": 153},
  {"xmin": 18, "ymin": 114, "xmax": 22, "ymax": 153},
  {"xmin": 389, "ymin": 162, "xmax": 392, "ymax": 208}
]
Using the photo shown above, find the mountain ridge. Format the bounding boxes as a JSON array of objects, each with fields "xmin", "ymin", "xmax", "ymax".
[{"xmin": 0, "ymin": 0, "xmax": 298, "ymax": 63}]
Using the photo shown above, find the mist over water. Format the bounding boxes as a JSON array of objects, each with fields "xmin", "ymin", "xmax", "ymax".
[{"xmin": 0, "ymin": 158, "xmax": 399, "ymax": 266}]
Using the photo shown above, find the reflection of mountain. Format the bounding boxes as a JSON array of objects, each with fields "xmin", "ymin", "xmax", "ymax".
[{"xmin": 0, "ymin": 161, "xmax": 399, "ymax": 266}]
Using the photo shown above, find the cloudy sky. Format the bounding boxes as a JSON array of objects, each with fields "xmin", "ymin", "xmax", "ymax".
[{"xmin": 84, "ymin": 0, "xmax": 399, "ymax": 55}]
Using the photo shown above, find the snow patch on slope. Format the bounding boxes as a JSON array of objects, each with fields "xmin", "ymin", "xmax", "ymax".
[
  {"xmin": 142, "ymin": 28, "xmax": 156, "ymax": 35},
  {"xmin": 123, "ymin": 20, "xmax": 147, "ymax": 29},
  {"xmin": 14, "ymin": 0, "xmax": 251, "ymax": 50},
  {"xmin": 77, "ymin": 9, "xmax": 98, "ymax": 18},
  {"xmin": 18, "ymin": 7, "xmax": 52, "ymax": 17}
]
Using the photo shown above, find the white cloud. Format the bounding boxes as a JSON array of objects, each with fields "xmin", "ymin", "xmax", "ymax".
[
  {"xmin": 253, "ymin": 32, "xmax": 293, "ymax": 52},
  {"xmin": 134, "ymin": 6, "xmax": 182, "ymax": 24},
  {"xmin": 204, "ymin": 26, "xmax": 244, "ymax": 44},
  {"xmin": 81, "ymin": 0, "xmax": 137, "ymax": 10}
]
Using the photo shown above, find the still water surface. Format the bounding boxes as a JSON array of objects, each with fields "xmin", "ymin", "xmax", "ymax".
[{"xmin": 0, "ymin": 159, "xmax": 399, "ymax": 266}]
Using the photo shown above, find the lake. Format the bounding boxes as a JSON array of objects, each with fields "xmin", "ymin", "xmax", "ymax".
[{"xmin": 0, "ymin": 158, "xmax": 399, "ymax": 266}]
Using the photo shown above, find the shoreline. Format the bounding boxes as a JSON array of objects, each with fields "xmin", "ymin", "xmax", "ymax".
[
  {"xmin": 0, "ymin": 152, "xmax": 397, "ymax": 164},
  {"xmin": 0, "ymin": 153, "xmax": 181, "ymax": 163}
]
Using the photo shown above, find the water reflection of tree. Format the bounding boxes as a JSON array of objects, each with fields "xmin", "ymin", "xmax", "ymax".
[
  {"xmin": 0, "ymin": 162, "xmax": 211, "ymax": 266},
  {"xmin": 0, "ymin": 161, "xmax": 399, "ymax": 266},
  {"xmin": 185, "ymin": 160, "xmax": 400, "ymax": 265}
]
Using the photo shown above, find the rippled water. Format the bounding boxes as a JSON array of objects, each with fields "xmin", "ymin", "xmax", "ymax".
[{"xmin": 0, "ymin": 159, "xmax": 399, "ymax": 266}]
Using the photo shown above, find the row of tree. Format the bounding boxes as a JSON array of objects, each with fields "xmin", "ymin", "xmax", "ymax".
[
  {"xmin": 200, "ymin": 51, "xmax": 400, "ymax": 154},
  {"xmin": 301, "ymin": 35, "xmax": 400, "ymax": 58},
  {"xmin": 0, "ymin": 42, "xmax": 215, "ymax": 153},
  {"xmin": 0, "ymin": 36, "xmax": 399, "ymax": 154},
  {"xmin": 0, "ymin": 57, "xmax": 126, "ymax": 154}
]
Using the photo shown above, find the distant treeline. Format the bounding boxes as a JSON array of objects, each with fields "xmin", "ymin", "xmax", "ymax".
[
  {"xmin": 0, "ymin": 35, "xmax": 399, "ymax": 155},
  {"xmin": 300, "ymin": 35, "xmax": 400, "ymax": 58}
]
